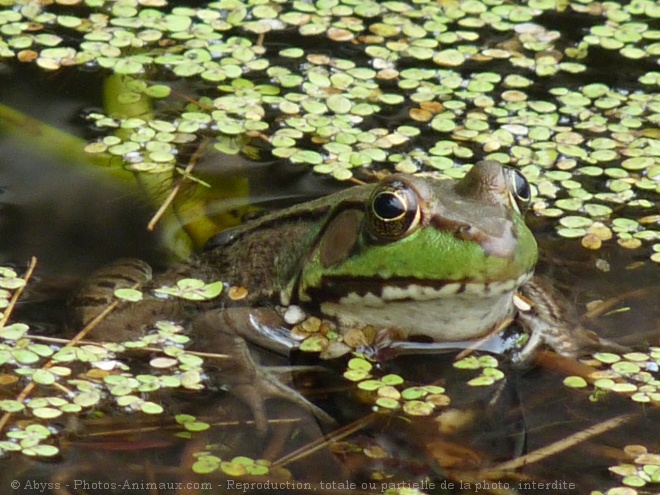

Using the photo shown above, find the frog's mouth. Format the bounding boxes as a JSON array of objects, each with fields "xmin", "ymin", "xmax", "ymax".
[
  {"xmin": 301, "ymin": 271, "xmax": 533, "ymax": 305},
  {"xmin": 314, "ymin": 273, "xmax": 534, "ymax": 341}
]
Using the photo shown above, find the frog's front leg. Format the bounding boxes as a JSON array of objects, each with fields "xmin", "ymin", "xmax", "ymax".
[
  {"xmin": 515, "ymin": 277, "xmax": 627, "ymax": 363},
  {"xmin": 190, "ymin": 308, "xmax": 335, "ymax": 432}
]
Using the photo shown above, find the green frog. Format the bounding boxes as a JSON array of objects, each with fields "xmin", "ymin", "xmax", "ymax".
[{"xmin": 70, "ymin": 161, "xmax": 617, "ymax": 429}]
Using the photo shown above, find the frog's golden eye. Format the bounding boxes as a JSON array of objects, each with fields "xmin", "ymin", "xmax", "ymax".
[
  {"xmin": 505, "ymin": 168, "xmax": 531, "ymax": 211},
  {"xmin": 368, "ymin": 180, "xmax": 421, "ymax": 240}
]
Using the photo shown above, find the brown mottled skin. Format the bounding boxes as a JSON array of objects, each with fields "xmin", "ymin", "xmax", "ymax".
[{"xmin": 69, "ymin": 198, "xmax": 345, "ymax": 340}]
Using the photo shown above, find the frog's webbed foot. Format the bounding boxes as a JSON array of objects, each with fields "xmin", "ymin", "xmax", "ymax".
[{"xmin": 191, "ymin": 310, "xmax": 336, "ymax": 433}]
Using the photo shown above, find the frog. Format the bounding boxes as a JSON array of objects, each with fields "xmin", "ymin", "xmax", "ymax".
[{"xmin": 69, "ymin": 161, "xmax": 619, "ymax": 430}]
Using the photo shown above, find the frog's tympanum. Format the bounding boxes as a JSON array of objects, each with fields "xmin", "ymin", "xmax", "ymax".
[{"xmin": 70, "ymin": 161, "xmax": 618, "ymax": 429}]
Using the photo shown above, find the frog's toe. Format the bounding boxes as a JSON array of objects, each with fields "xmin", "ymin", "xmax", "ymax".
[
  {"xmin": 192, "ymin": 311, "xmax": 335, "ymax": 433},
  {"xmin": 228, "ymin": 380, "xmax": 270, "ymax": 433},
  {"xmin": 230, "ymin": 364, "xmax": 336, "ymax": 433}
]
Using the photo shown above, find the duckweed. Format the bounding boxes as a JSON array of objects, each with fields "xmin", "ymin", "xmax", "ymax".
[
  {"xmin": 567, "ymin": 348, "xmax": 660, "ymax": 406},
  {"xmin": 0, "ymin": 264, "xmax": 209, "ymax": 459},
  {"xmin": 454, "ymin": 354, "xmax": 505, "ymax": 387},
  {"xmin": 0, "ymin": 0, "xmax": 657, "ymax": 260}
]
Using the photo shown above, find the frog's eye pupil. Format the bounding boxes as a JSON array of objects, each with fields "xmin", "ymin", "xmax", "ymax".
[
  {"xmin": 367, "ymin": 180, "xmax": 420, "ymax": 241},
  {"xmin": 505, "ymin": 169, "xmax": 531, "ymax": 210},
  {"xmin": 512, "ymin": 170, "xmax": 531, "ymax": 201},
  {"xmin": 373, "ymin": 192, "xmax": 405, "ymax": 221}
]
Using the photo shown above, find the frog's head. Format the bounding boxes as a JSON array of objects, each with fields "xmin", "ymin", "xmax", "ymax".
[
  {"xmin": 293, "ymin": 160, "xmax": 537, "ymax": 305},
  {"xmin": 291, "ymin": 161, "xmax": 537, "ymax": 317}
]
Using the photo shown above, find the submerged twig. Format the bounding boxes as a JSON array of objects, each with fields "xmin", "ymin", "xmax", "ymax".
[
  {"xmin": 147, "ymin": 137, "xmax": 210, "ymax": 231},
  {"xmin": 0, "ymin": 256, "xmax": 37, "ymax": 329},
  {"xmin": 583, "ymin": 287, "xmax": 655, "ymax": 319},
  {"xmin": 489, "ymin": 413, "xmax": 634, "ymax": 471},
  {"xmin": 24, "ymin": 334, "xmax": 229, "ymax": 359},
  {"xmin": 272, "ymin": 414, "xmax": 376, "ymax": 468}
]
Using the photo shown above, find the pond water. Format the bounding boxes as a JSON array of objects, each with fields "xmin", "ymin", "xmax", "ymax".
[{"xmin": 0, "ymin": 1, "xmax": 659, "ymax": 495}]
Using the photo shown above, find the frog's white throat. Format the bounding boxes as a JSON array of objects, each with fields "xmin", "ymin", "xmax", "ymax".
[{"xmin": 318, "ymin": 272, "xmax": 532, "ymax": 342}]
